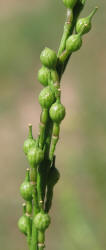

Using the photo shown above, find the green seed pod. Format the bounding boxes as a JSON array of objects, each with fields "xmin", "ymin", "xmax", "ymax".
[
  {"xmin": 40, "ymin": 47, "xmax": 57, "ymax": 69},
  {"xmin": 76, "ymin": 7, "xmax": 98, "ymax": 35},
  {"xmin": 38, "ymin": 66, "xmax": 59, "ymax": 87},
  {"xmin": 66, "ymin": 34, "xmax": 82, "ymax": 53},
  {"xmin": 20, "ymin": 169, "xmax": 33, "ymax": 201},
  {"xmin": 23, "ymin": 124, "xmax": 36, "ymax": 156},
  {"xmin": 39, "ymin": 86, "xmax": 55, "ymax": 109},
  {"xmin": 62, "ymin": 0, "xmax": 77, "ymax": 9},
  {"xmin": 34, "ymin": 212, "xmax": 51, "ymax": 231},
  {"xmin": 18, "ymin": 203, "xmax": 27, "ymax": 235},
  {"xmin": 20, "ymin": 182, "xmax": 33, "ymax": 201},
  {"xmin": 49, "ymin": 102, "xmax": 66, "ymax": 123},
  {"xmin": 47, "ymin": 167, "xmax": 60, "ymax": 187},
  {"xmin": 27, "ymin": 147, "xmax": 44, "ymax": 167},
  {"xmin": 38, "ymin": 66, "xmax": 49, "ymax": 86},
  {"xmin": 18, "ymin": 215, "xmax": 27, "ymax": 235}
]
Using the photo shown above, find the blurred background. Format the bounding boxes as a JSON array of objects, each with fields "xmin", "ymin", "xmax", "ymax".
[{"xmin": 0, "ymin": 0, "xmax": 106, "ymax": 249}]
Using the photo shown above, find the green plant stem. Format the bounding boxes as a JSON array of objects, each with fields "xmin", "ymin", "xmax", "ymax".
[
  {"xmin": 30, "ymin": 168, "xmax": 39, "ymax": 250},
  {"xmin": 38, "ymin": 120, "xmax": 53, "ymax": 202},
  {"xmin": 49, "ymin": 136, "xmax": 59, "ymax": 161},
  {"xmin": 39, "ymin": 109, "xmax": 49, "ymax": 150},
  {"xmin": 21, "ymin": 2, "xmax": 90, "ymax": 250},
  {"xmin": 26, "ymin": 201, "xmax": 32, "ymax": 247},
  {"xmin": 61, "ymin": 2, "xmax": 85, "ymax": 76},
  {"xmin": 30, "ymin": 188, "xmax": 38, "ymax": 250},
  {"xmin": 37, "ymin": 166, "xmax": 44, "ymax": 211},
  {"xmin": 38, "ymin": 231, "xmax": 45, "ymax": 250},
  {"xmin": 58, "ymin": 8, "xmax": 73, "ymax": 57},
  {"xmin": 44, "ymin": 0, "xmax": 86, "ymax": 221},
  {"xmin": 27, "ymin": 216, "xmax": 32, "ymax": 248},
  {"xmin": 57, "ymin": 1, "xmax": 85, "ymax": 80}
]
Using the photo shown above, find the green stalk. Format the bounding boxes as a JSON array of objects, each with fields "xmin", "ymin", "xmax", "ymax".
[
  {"xmin": 37, "ymin": 166, "xmax": 44, "ymax": 211},
  {"xmin": 27, "ymin": 215, "xmax": 32, "ymax": 248},
  {"xmin": 58, "ymin": 1, "xmax": 86, "ymax": 78},
  {"xmin": 58, "ymin": 8, "xmax": 73, "ymax": 57},
  {"xmin": 26, "ymin": 201, "xmax": 32, "ymax": 248},
  {"xmin": 30, "ymin": 187, "xmax": 38, "ymax": 250},
  {"xmin": 30, "ymin": 168, "xmax": 39, "ymax": 250},
  {"xmin": 38, "ymin": 231, "xmax": 45, "ymax": 250},
  {"xmin": 38, "ymin": 120, "xmax": 53, "ymax": 202},
  {"xmin": 20, "ymin": 1, "xmax": 97, "ymax": 249}
]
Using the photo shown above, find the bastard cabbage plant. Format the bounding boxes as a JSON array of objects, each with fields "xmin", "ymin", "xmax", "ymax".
[{"xmin": 18, "ymin": 0, "xmax": 98, "ymax": 249}]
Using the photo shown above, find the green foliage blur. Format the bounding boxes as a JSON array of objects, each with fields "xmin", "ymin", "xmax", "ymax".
[{"xmin": 0, "ymin": 0, "xmax": 106, "ymax": 249}]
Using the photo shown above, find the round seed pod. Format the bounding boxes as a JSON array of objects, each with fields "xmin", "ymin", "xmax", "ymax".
[
  {"xmin": 38, "ymin": 66, "xmax": 49, "ymax": 86},
  {"xmin": 23, "ymin": 138, "xmax": 36, "ymax": 156},
  {"xmin": 20, "ymin": 182, "xmax": 33, "ymax": 201},
  {"xmin": 40, "ymin": 47, "xmax": 57, "ymax": 69},
  {"xmin": 62, "ymin": 0, "xmax": 77, "ymax": 9},
  {"xmin": 27, "ymin": 147, "xmax": 44, "ymax": 167},
  {"xmin": 38, "ymin": 67, "xmax": 59, "ymax": 86},
  {"xmin": 23, "ymin": 124, "xmax": 36, "ymax": 156},
  {"xmin": 49, "ymin": 102, "xmax": 66, "ymax": 123},
  {"xmin": 34, "ymin": 212, "xmax": 51, "ymax": 231},
  {"xmin": 66, "ymin": 34, "xmax": 82, "ymax": 53},
  {"xmin": 76, "ymin": 7, "xmax": 98, "ymax": 35},
  {"xmin": 39, "ymin": 86, "xmax": 55, "ymax": 109},
  {"xmin": 18, "ymin": 215, "xmax": 27, "ymax": 235},
  {"xmin": 20, "ymin": 169, "xmax": 33, "ymax": 201}
]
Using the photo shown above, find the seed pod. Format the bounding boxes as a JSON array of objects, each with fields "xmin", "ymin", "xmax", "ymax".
[
  {"xmin": 40, "ymin": 47, "xmax": 57, "ymax": 69},
  {"xmin": 23, "ymin": 124, "xmax": 36, "ymax": 156},
  {"xmin": 20, "ymin": 169, "xmax": 33, "ymax": 201},
  {"xmin": 38, "ymin": 66, "xmax": 59, "ymax": 86},
  {"xmin": 62, "ymin": 0, "xmax": 77, "ymax": 9},
  {"xmin": 49, "ymin": 102, "xmax": 66, "ymax": 123},
  {"xmin": 66, "ymin": 34, "xmax": 82, "ymax": 53},
  {"xmin": 18, "ymin": 203, "xmax": 27, "ymax": 235},
  {"xmin": 39, "ymin": 86, "xmax": 55, "ymax": 109},
  {"xmin": 27, "ymin": 147, "xmax": 44, "ymax": 167},
  {"xmin": 38, "ymin": 66, "xmax": 49, "ymax": 86},
  {"xmin": 18, "ymin": 215, "xmax": 27, "ymax": 235},
  {"xmin": 76, "ymin": 7, "xmax": 98, "ymax": 35},
  {"xmin": 34, "ymin": 212, "xmax": 51, "ymax": 231}
]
